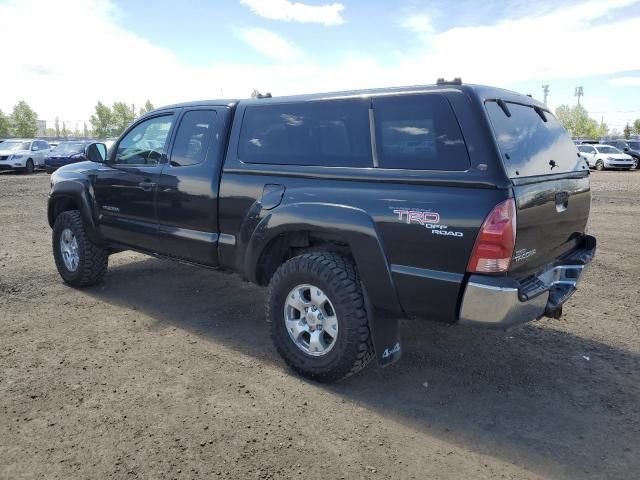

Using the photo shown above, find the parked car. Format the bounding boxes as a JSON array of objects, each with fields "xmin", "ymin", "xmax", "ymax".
[
  {"xmin": 47, "ymin": 82, "xmax": 596, "ymax": 382},
  {"xmin": 577, "ymin": 144, "xmax": 635, "ymax": 170},
  {"xmin": 0, "ymin": 139, "xmax": 50, "ymax": 173},
  {"xmin": 45, "ymin": 140, "xmax": 97, "ymax": 173},
  {"xmin": 601, "ymin": 139, "xmax": 640, "ymax": 169}
]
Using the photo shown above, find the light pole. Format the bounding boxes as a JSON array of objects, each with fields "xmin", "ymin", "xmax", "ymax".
[
  {"xmin": 575, "ymin": 86, "xmax": 584, "ymax": 105},
  {"xmin": 542, "ymin": 85, "xmax": 549, "ymax": 106}
]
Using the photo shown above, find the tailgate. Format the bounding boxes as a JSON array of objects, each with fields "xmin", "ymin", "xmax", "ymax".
[{"xmin": 485, "ymin": 100, "xmax": 591, "ymax": 278}]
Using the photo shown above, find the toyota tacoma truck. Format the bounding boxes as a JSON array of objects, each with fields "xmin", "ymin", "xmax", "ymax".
[{"xmin": 47, "ymin": 80, "xmax": 596, "ymax": 382}]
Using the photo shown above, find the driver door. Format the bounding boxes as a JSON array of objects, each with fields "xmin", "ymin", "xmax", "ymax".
[{"xmin": 93, "ymin": 113, "xmax": 176, "ymax": 250}]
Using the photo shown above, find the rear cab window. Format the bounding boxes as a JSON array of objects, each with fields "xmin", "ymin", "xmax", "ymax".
[
  {"xmin": 485, "ymin": 101, "xmax": 583, "ymax": 178},
  {"xmin": 372, "ymin": 94, "xmax": 470, "ymax": 171}
]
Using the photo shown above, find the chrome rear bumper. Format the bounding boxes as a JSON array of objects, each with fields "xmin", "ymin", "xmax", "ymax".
[{"xmin": 458, "ymin": 235, "xmax": 596, "ymax": 328}]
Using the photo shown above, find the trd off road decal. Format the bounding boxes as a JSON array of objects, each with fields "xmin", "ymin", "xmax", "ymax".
[{"xmin": 393, "ymin": 209, "xmax": 464, "ymax": 238}]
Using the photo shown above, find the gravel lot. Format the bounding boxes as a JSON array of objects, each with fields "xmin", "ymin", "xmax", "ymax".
[{"xmin": 1, "ymin": 170, "xmax": 638, "ymax": 480}]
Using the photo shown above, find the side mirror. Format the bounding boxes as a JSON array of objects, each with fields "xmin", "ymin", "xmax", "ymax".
[{"xmin": 87, "ymin": 142, "xmax": 107, "ymax": 163}]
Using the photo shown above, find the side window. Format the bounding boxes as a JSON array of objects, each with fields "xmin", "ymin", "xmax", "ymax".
[
  {"xmin": 578, "ymin": 146, "xmax": 589, "ymax": 153},
  {"xmin": 170, "ymin": 110, "xmax": 218, "ymax": 167},
  {"xmin": 238, "ymin": 100, "xmax": 371, "ymax": 167},
  {"xmin": 588, "ymin": 146, "xmax": 596, "ymax": 154},
  {"xmin": 373, "ymin": 94, "xmax": 469, "ymax": 171},
  {"xmin": 114, "ymin": 115, "xmax": 173, "ymax": 165},
  {"xmin": 31, "ymin": 142, "xmax": 39, "ymax": 151}
]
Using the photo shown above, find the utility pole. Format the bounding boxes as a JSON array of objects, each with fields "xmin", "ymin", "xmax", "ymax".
[
  {"xmin": 542, "ymin": 84, "xmax": 549, "ymax": 106},
  {"xmin": 575, "ymin": 86, "xmax": 584, "ymax": 105}
]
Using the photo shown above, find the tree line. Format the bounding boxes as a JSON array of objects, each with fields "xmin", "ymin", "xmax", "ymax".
[
  {"xmin": 0, "ymin": 101, "xmax": 39, "ymax": 138},
  {"xmin": 555, "ymin": 103, "xmax": 640, "ymax": 139},
  {"xmin": 0, "ymin": 100, "xmax": 154, "ymax": 139}
]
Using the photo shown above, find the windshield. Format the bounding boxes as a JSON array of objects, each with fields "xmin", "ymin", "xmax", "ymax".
[
  {"xmin": 485, "ymin": 101, "xmax": 582, "ymax": 178},
  {"xmin": 53, "ymin": 142, "xmax": 86, "ymax": 154},
  {"xmin": 596, "ymin": 146, "xmax": 621, "ymax": 154},
  {"xmin": 1, "ymin": 141, "xmax": 30, "ymax": 151}
]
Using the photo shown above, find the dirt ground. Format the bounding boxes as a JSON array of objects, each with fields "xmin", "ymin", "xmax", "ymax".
[{"xmin": 0, "ymin": 170, "xmax": 638, "ymax": 480}]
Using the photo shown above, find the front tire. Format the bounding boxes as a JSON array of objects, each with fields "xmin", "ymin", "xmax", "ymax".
[
  {"xmin": 25, "ymin": 159, "xmax": 34, "ymax": 174},
  {"xmin": 266, "ymin": 253, "xmax": 374, "ymax": 382},
  {"xmin": 595, "ymin": 160, "xmax": 604, "ymax": 171},
  {"xmin": 633, "ymin": 157, "xmax": 639, "ymax": 170},
  {"xmin": 52, "ymin": 210, "xmax": 108, "ymax": 287}
]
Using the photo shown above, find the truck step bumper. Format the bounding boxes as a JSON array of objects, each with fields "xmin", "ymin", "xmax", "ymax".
[{"xmin": 458, "ymin": 235, "xmax": 596, "ymax": 329}]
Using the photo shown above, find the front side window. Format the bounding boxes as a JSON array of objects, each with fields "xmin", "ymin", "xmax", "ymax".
[
  {"xmin": 373, "ymin": 94, "xmax": 469, "ymax": 171},
  {"xmin": 114, "ymin": 115, "xmax": 173, "ymax": 165},
  {"xmin": 170, "ymin": 110, "xmax": 218, "ymax": 167},
  {"xmin": 238, "ymin": 100, "xmax": 371, "ymax": 167}
]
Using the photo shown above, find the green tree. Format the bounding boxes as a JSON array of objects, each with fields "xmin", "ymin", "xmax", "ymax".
[
  {"xmin": 632, "ymin": 119, "xmax": 640, "ymax": 136},
  {"xmin": 623, "ymin": 123, "xmax": 632, "ymax": 139},
  {"xmin": 0, "ymin": 109, "xmax": 11, "ymax": 137},
  {"xmin": 90, "ymin": 101, "xmax": 114, "ymax": 138},
  {"xmin": 555, "ymin": 104, "xmax": 601, "ymax": 138},
  {"xmin": 111, "ymin": 102, "xmax": 135, "ymax": 135},
  {"xmin": 11, "ymin": 100, "xmax": 38, "ymax": 137},
  {"xmin": 138, "ymin": 100, "xmax": 154, "ymax": 116}
]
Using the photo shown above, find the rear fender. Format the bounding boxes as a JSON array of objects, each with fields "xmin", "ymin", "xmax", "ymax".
[{"xmin": 243, "ymin": 202, "xmax": 404, "ymax": 367}]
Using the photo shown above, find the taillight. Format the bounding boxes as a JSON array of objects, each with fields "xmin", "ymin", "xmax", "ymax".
[{"xmin": 467, "ymin": 199, "xmax": 517, "ymax": 273}]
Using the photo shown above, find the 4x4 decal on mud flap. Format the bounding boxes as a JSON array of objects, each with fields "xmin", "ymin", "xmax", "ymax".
[
  {"xmin": 393, "ymin": 209, "xmax": 464, "ymax": 238},
  {"xmin": 381, "ymin": 342, "xmax": 401, "ymax": 359}
]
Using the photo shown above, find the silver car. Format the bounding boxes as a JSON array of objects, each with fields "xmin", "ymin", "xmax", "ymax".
[
  {"xmin": 0, "ymin": 139, "xmax": 51, "ymax": 173},
  {"xmin": 577, "ymin": 144, "xmax": 635, "ymax": 171}
]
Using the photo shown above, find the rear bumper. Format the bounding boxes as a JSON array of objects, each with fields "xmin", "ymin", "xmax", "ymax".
[{"xmin": 458, "ymin": 235, "xmax": 596, "ymax": 328}]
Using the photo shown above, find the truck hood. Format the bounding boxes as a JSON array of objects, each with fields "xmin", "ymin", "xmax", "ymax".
[
  {"xmin": 50, "ymin": 160, "xmax": 101, "ymax": 183},
  {"xmin": 0, "ymin": 149, "xmax": 28, "ymax": 156}
]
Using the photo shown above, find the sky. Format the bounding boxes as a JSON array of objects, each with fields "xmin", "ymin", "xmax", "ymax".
[{"xmin": 1, "ymin": 0, "xmax": 639, "ymax": 132}]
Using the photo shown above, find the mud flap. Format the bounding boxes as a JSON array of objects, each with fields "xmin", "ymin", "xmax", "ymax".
[{"xmin": 363, "ymin": 286, "xmax": 402, "ymax": 367}]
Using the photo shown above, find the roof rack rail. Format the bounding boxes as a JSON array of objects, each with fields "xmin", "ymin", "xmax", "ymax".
[
  {"xmin": 256, "ymin": 92, "xmax": 272, "ymax": 99},
  {"xmin": 436, "ymin": 77, "xmax": 462, "ymax": 86}
]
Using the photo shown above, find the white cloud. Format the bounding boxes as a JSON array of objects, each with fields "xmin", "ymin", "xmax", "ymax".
[
  {"xmin": 400, "ymin": 14, "xmax": 434, "ymax": 34},
  {"xmin": 238, "ymin": 28, "xmax": 302, "ymax": 61},
  {"xmin": 1, "ymin": 0, "xmax": 639, "ymax": 130},
  {"xmin": 240, "ymin": 0, "xmax": 344, "ymax": 26},
  {"xmin": 609, "ymin": 76, "xmax": 640, "ymax": 87}
]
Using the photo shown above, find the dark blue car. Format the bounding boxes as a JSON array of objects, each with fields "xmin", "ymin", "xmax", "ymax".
[{"xmin": 45, "ymin": 141, "xmax": 94, "ymax": 173}]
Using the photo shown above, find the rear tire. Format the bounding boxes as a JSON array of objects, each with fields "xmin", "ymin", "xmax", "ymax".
[
  {"xmin": 25, "ymin": 159, "xmax": 34, "ymax": 174},
  {"xmin": 52, "ymin": 210, "xmax": 108, "ymax": 287},
  {"xmin": 595, "ymin": 160, "xmax": 604, "ymax": 171},
  {"xmin": 266, "ymin": 252, "xmax": 374, "ymax": 383}
]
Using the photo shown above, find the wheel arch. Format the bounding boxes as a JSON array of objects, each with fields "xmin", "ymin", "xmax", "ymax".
[{"xmin": 48, "ymin": 180, "xmax": 104, "ymax": 244}]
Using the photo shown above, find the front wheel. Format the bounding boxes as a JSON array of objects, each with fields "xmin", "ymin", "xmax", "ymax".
[
  {"xmin": 595, "ymin": 160, "xmax": 604, "ymax": 171},
  {"xmin": 52, "ymin": 210, "xmax": 109, "ymax": 287},
  {"xmin": 25, "ymin": 159, "xmax": 34, "ymax": 174},
  {"xmin": 633, "ymin": 158, "xmax": 639, "ymax": 170},
  {"xmin": 266, "ymin": 253, "xmax": 374, "ymax": 382}
]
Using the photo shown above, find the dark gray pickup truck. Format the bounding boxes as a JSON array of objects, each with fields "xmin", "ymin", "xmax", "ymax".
[{"xmin": 47, "ymin": 80, "xmax": 596, "ymax": 382}]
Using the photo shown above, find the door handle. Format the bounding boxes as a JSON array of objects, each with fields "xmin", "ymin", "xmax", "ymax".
[{"xmin": 138, "ymin": 181, "xmax": 157, "ymax": 192}]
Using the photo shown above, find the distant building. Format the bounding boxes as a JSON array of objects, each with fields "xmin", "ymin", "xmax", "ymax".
[{"xmin": 36, "ymin": 120, "xmax": 46, "ymax": 137}]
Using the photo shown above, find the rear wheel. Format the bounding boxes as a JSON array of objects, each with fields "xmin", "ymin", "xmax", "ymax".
[
  {"xmin": 266, "ymin": 252, "xmax": 374, "ymax": 382},
  {"xmin": 52, "ymin": 210, "xmax": 108, "ymax": 287},
  {"xmin": 25, "ymin": 159, "xmax": 34, "ymax": 174},
  {"xmin": 595, "ymin": 159, "xmax": 604, "ymax": 171}
]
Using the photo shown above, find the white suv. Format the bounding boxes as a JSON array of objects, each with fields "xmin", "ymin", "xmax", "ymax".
[
  {"xmin": 0, "ymin": 139, "xmax": 50, "ymax": 173},
  {"xmin": 577, "ymin": 144, "xmax": 635, "ymax": 171}
]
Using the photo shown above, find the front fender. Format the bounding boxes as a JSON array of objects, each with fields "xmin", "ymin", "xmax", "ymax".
[
  {"xmin": 48, "ymin": 179, "xmax": 104, "ymax": 244},
  {"xmin": 244, "ymin": 202, "xmax": 405, "ymax": 366}
]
